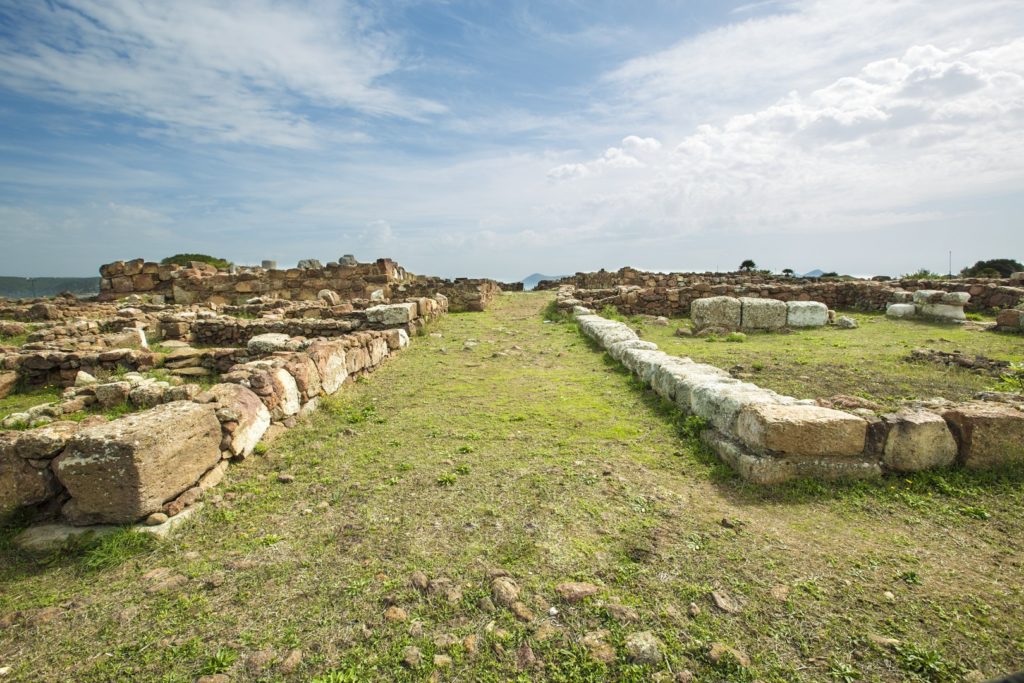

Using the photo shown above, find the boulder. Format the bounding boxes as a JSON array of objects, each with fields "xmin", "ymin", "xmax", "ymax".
[
  {"xmin": 365, "ymin": 303, "xmax": 417, "ymax": 326},
  {"xmin": 9, "ymin": 421, "xmax": 81, "ymax": 460},
  {"xmin": 885, "ymin": 303, "xmax": 917, "ymax": 319},
  {"xmin": 0, "ymin": 433, "xmax": 60, "ymax": 513},
  {"xmin": 942, "ymin": 403, "xmax": 1024, "ymax": 469},
  {"xmin": 206, "ymin": 383, "xmax": 270, "ymax": 457},
  {"xmin": 296, "ymin": 259, "xmax": 323, "ymax": 270},
  {"xmin": 739, "ymin": 297, "xmax": 787, "ymax": 330},
  {"xmin": 94, "ymin": 381, "xmax": 132, "ymax": 408},
  {"xmin": 283, "ymin": 354, "xmax": 322, "ymax": 402},
  {"xmin": 786, "ymin": 301, "xmax": 829, "ymax": 327},
  {"xmin": 691, "ymin": 296, "xmax": 741, "ymax": 330},
  {"xmin": 736, "ymin": 404, "xmax": 867, "ymax": 457},
  {"xmin": 53, "ymin": 401, "xmax": 221, "ymax": 524},
  {"xmin": 0, "ymin": 372, "xmax": 17, "ymax": 400},
  {"xmin": 995, "ymin": 308, "xmax": 1023, "ymax": 329},
  {"xmin": 317, "ymin": 289, "xmax": 341, "ymax": 306},
  {"xmin": 835, "ymin": 316, "xmax": 858, "ymax": 329},
  {"xmin": 918, "ymin": 303, "xmax": 966, "ymax": 321},
  {"xmin": 882, "ymin": 409, "xmax": 958, "ymax": 472}
]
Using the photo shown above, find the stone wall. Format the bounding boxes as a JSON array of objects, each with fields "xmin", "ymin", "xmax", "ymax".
[
  {"xmin": 540, "ymin": 268, "xmax": 1024, "ymax": 314},
  {"xmin": 1, "ymin": 327, "xmax": 411, "ymax": 524},
  {"xmin": 574, "ymin": 307, "xmax": 1024, "ymax": 484},
  {"xmin": 95, "ymin": 257, "xmax": 508, "ymax": 312}
]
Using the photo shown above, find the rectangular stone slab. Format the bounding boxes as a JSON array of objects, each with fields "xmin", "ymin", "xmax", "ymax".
[
  {"xmin": 53, "ymin": 401, "xmax": 221, "ymax": 525},
  {"xmin": 942, "ymin": 403, "xmax": 1024, "ymax": 469},
  {"xmin": 736, "ymin": 403, "xmax": 867, "ymax": 457}
]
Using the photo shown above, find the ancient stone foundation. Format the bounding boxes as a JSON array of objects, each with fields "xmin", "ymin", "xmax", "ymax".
[{"xmin": 573, "ymin": 307, "xmax": 1024, "ymax": 484}]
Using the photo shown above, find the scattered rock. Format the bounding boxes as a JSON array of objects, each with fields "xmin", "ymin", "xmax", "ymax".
[
  {"xmin": 533, "ymin": 621, "xmax": 561, "ymax": 641},
  {"xmin": 625, "ymin": 631, "xmax": 663, "ymax": 665},
  {"xmin": 196, "ymin": 675, "xmax": 230, "ymax": 683},
  {"xmin": 606, "ymin": 603, "xmax": 640, "ymax": 623},
  {"xmin": 688, "ymin": 602, "xmax": 701, "ymax": 618},
  {"xmin": 582, "ymin": 630, "xmax": 616, "ymax": 664},
  {"xmin": 883, "ymin": 591, "xmax": 896, "ymax": 603},
  {"xmin": 516, "ymin": 643, "xmax": 537, "ymax": 670},
  {"xmin": 868, "ymin": 634, "xmax": 901, "ymax": 647},
  {"xmin": 555, "ymin": 581, "xmax": 600, "ymax": 603},
  {"xmin": 477, "ymin": 596, "xmax": 496, "ymax": 612},
  {"xmin": 769, "ymin": 585, "xmax": 791, "ymax": 602},
  {"xmin": 410, "ymin": 571, "xmax": 429, "ymax": 592},
  {"xmin": 277, "ymin": 473, "xmax": 295, "ymax": 484},
  {"xmin": 463, "ymin": 634, "xmax": 479, "ymax": 654},
  {"xmin": 144, "ymin": 512, "xmax": 168, "ymax": 526},
  {"xmin": 401, "ymin": 645, "xmax": 422, "ymax": 668},
  {"xmin": 836, "ymin": 316, "xmax": 858, "ymax": 329},
  {"xmin": 709, "ymin": 642, "xmax": 750, "ymax": 668},
  {"xmin": 433, "ymin": 654, "xmax": 452, "ymax": 668},
  {"xmin": 511, "ymin": 601, "xmax": 535, "ymax": 622},
  {"xmin": 491, "ymin": 576, "xmax": 520, "ymax": 607},
  {"xmin": 711, "ymin": 590, "xmax": 741, "ymax": 614},
  {"xmin": 279, "ymin": 649, "xmax": 303, "ymax": 674},
  {"xmin": 384, "ymin": 606, "xmax": 408, "ymax": 623},
  {"xmin": 676, "ymin": 671, "xmax": 695, "ymax": 682},
  {"xmin": 245, "ymin": 649, "xmax": 275, "ymax": 674},
  {"xmin": 145, "ymin": 573, "xmax": 188, "ymax": 594}
]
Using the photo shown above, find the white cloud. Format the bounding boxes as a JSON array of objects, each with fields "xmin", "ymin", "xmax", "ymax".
[{"xmin": 0, "ymin": 0, "xmax": 443, "ymax": 148}]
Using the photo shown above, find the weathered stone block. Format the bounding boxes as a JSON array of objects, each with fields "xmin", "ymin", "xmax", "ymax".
[
  {"xmin": 786, "ymin": 301, "xmax": 828, "ymax": 327},
  {"xmin": 247, "ymin": 333, "xmax": 294, "ymax": 355},
  {"xmin": 691, "ymin": 381, "xmax": 780, "ymax": 432},
  {"xmin": 736, "ymin": 404, "xmax": 867, "ymax": 457},
  {"xmin": 886, "ymin": 303, "xmax": 917, "ymax": 319},
  {"xmin": 691, "ymin": 296, "xmax": 741, "ymax": 330},
  {"xmin": 882, "ymin": 409, "xmax": 957, "ymax": 472},
  {"xmin": 284, "ymin": 354, "xmax": 321, "ymax": 402},
  {"xmin": 705, "ymin": 430, "xmax": 881, "ymax": 484},
  {"xmin": 307, "ymin": 340, "xmax": 348, "ymax": 394},
  {"xmin": 11, "ymin": 421, "xmax": 81, "ymax": 460},
  {"xmin": 365, "ymin": 303, "xmax": 417, "ymax": 326},
  {"xmin": 53, "ymin": 401, "xmax": 221, "ymax": 524},
  {"xmin": 918, "ymin": 303, "xmax": 966, "ymax": 321},
  {"xmin": 995, "ymin": 308, "xmax": 1023, "ymax": 329},
  {"xmin": 0, "ymin": 371, "xmax": 16, "ymax": 399},
  {"xmin": 942, "ymin": 403, "xmax": 1024, "ymax": 469},
  {"xmin": 1, "ymin": 435, "xmax": 60, "ymax": 513},
  {"xmin": 207, "ymin": 383, "xmax": 270, "ymax": 457},
  {"xmin": 739, "ymin": 297, "xmax": 787, "ymax": 330}
]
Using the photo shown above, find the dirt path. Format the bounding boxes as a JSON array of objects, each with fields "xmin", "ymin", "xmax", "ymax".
[{"xmin": 1, "ymin": 292, "xmax": 1021, "ymax": 682}]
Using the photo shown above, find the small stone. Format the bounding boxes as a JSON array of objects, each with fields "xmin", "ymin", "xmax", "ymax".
[
  {"xmin": 709, "ymin": 642, "xmax": 750, "ymax": 668},
  {"xmin": 463, "ymin": 634, "xmax": 479, "ymax": 654},
  {"xmin": 144, "ymin": 512, "xmax": 168, "ymax": 526},
  {"xmin": 408, "ymin": 620, "xmax": 424, "ymax": 637},
  {"xmin": 883, "ymin": 591, "xmax": 896, "ymax": 603},
  {"xmin": 401, "ymin": 645, "xmax": 422, "ymax": 668},
  {"xmin": 606, "ymin": 604, "xmax": 640, "ymax": 622},
  {"xmin": 384, "ymin": 606, "xmax": 408, "ymax": 622},
  {"xmin": 491, "ymin": 576, "xmax": 520, "ymax": 607},
  {"xmin": 277, "ymin": 473, "xmax": 295, "ymax": 483},
  {"xmin": 711, "ymin": 590, "xmax": 741, "ymax": 614},
  {"xmin": 279, "ymin": 649, "xmax": 303, "ymax": 674},
  {"xmin": 688, "ymin": 602, "xmax": 701, "ymax": 618},
  {"xmin": 433, "ymin": 654, "xmax": 452, "ymax": 668},
  {"xmin": 245, "ymin": 649, "xmax": 275, "ymax": 674},
  {"xmin": 868, "ymin": 634, "xmax": 901, "ymax": 647},
  {"xmin": 511, "ymin": 601, "xmax": 535, "ymax": 622},
  {"xmin": 625, "ymin": 631, "xmax": 663, "ymax": 665},
  {"xmin": 555, "ymin": 581, "xmax": 600, "ymax": 603},
  {"xmin": 410, "ymin": 571, "xmax": 429, "ymax": 592},
  {"xmin": 477, "ymin": 596, "xmax": 496, "ymax": 612},
  {"xmin": 534, "ymin": 621, "xmax": 560, "ymax": 641},
  {"xmin": 836, "ymin": 315, "xmax": 858, "ymax": 329},
  {"xmin": 676, "ymin": 671, "xmax": 695, "ymax": 683},
  {"xmin": 196, "ymin": 675, "xmax": 230, "ymax": 683},
  {"xmin": 445, "ymin": 586, "xmax": 463, "ymax": 605},
  {"xmin": 516, "ymin": 643, "xmax": 536, "ymax": 670},
  {"xmin": 770, "ymin": 585, "xmax": 791, "ymax": 602},
  {"xmin": 582, "ymin": 630, "xmax": 615, "ymax": 664},
  {"xmin": 145, "ymin": 574, "xmax": 188, "ymax": 594}
]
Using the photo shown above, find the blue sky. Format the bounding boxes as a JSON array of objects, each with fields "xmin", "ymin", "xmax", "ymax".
[{"xmin": 1, "ymin": 0, "xmax": 1022, "ymax": 279}]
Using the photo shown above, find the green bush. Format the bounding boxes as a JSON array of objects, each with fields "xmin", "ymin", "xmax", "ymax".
[
  {"xmin": 160, "ymin": 253, "xmax": 231, "ymax": 270},
  {"xmin": 960, "ymin": 258, "xmax": 1023, "ymax": 278}
]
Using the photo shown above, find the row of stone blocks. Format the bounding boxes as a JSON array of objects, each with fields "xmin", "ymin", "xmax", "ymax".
[
  {"xmin": 886, "ymin": 290, "xmax": 970, "ymax": 322},
  {"xmin": 691, "ymin": 296, "xmax": 828, "ymax": 331},
  {"xmin": 0, "ymin": 328, "xmax": 410, "ymax": 525},
  {"xmin": 574, "ymin": 307, "xmax": 1024, "ymax": 483}
]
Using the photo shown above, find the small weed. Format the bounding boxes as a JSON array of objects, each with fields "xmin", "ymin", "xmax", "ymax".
[
  {"xmin": 894, "ymin": 642, "xmax": 961, "ymax": 682},
  {"xmin": 197, "ymin": 648, "xmax": 238, "ymax": 676},
  {"xmin": 897, "ymin": 570, "xmax": 923, "ymax": 586},
  {"xmin": 724, "ymin": 332, "xmax": 747, "ymax": 342},
  {"xmin": 456, "ymin": 445, "xmax": 474, "ymax": 454},
  {"xmin": 437, "ymin": 473, "xmax": 457, "ymax": 487},
  {"xmin": 828, "ymin": 659, "xmax": 862, "ymax": 682},
  {"xmin": 46, "ymin": 528, "xmax": 160, "ymax": 573},
  {"xmin": 455, "ymin": 464, "xmax": 471, "ymax": 475},
  {"xmin": 958, "ymin": 505, "xmax": 991, "ymax": 520},
  {"xmin": 253, "ymin": 442, "xmax": 269, "ymax": 456}
]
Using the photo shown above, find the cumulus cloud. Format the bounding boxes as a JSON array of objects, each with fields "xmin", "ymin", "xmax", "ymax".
[{"xmin": 0, "ymin": 0, "xmax": 443, "ymax": 148}]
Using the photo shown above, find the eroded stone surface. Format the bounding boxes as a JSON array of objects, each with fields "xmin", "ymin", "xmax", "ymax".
[
  {"xmin": 736, "ymin": 404, "xmax": 867, "ymax": 457},
  {"xmin": 882, "ymin": 409, "xmax": 958, "ymax": 472},
  {"xmin": 691, "ymin": 296, "xmax": 741, "ymax": 331},
  {"xmin": 943, "ymin": 403, "xmax": 1024, "ymax": 468}
]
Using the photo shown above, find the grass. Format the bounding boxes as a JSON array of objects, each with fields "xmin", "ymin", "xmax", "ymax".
[
  {"xmin": 632, "ymin": 310, "xmax": 1022, "ymax": 407},
  {"xmin": 0, "ymin": 292, "xmax": 1021, "ymax": 682},
  {"xmin": 0, "ymin": 384, "xmax": 63, "ymax": 420}
]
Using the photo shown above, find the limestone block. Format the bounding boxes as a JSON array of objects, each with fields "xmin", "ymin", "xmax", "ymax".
[
  {"xmin": 882, "ymin": 409, "xmax": 958, "ymax": 472},
  {"xmin": 398, "ymin": 329, "xmax": 410, "ymax": 349},
  {"xmin": 886, "ymin": 303, "xmax": 917, "ymax": 319},
  {"xmin": 912, "ymin": 289, "xmax": 945, "ymax": 304},
  {"xmin": 941, "ymin": 291, "xmax": 970, "ymax": 305},
  {"xmin": 7, "ymin": 421, "xmax": 82, "ymax": 460},
  {"xmin": 53, "ymin": 401, "xmax": 221, "ymax": 524},
  {"xmin": 739, "ymin": 297, "xmax": 787, "ymax": 330},
  {"xmin": 297, "ymin": 259, "xmax": 323, "ymax": 270},
  {"xmin": 918, "ymin": 303, "xmax": 966, "ymax": 321},
  {"xmin": 606, "ymin": 339, "xmax": 658, "ymax": 364},
  {"xmin": 705, "ymin": 430, "xmax": 881, "ymax": 484},
  {"xmin": 365, "ymin": 303, "xmax": 417, "ymax": 326},
  {"xmin": 284, "ymin": 354, "xmax": 322, "ymax": 402},
  {"xmin": 691, "ymin": 297, "xmax": 741, "ymax": 330},
  {"xmin": 0, "ymin": 371, "xmax": 16, "ymax": 400},
  {"xmin": 736, "ymin": 404, "xmax": 867, "ymax": 457},
  {"xmin": 172, "ymin": 284, "xmax": 196, "ymax": 305},
  {"xmin": 995, "ymin": 308, "xmax": 1023, "ymax": 329},
  {"xmin": 318, "ymin": 289, "xmax": 341, "ymax": 306},
  {"xmin": 691, "ymin": 381, "xmax": 780, "ymax": 432},
  {"xmin": 619, "ymin": 348, "xmax": 672, "ymax": 381},
  {"xmin": 890, "ymin": 291, "xmax": 913, "ymax": 303},
  {"xmin": 1011, "ymin": 272, "xmax": 1024, "ymax": 282},
  {"xmin": 206, "ymin": 383, "xmax": 270, "ymax": 457},
  {"xmin": 368, "ymin": 337, "xmax": 389, "ymax": 367},
  {"xmin": 94, "ymin": 381, "xmax": 132, "ymax": 408},
  {"xmin": 786, "ymin": 301, "xmax": 829, "ymax": 327},
  {"xmin": 942, "ymin": 403, "xmax": 1024, "ymax": 469},
  {"xmin": 111, "ymin": 276, "xmax": 133, "ymax": 293},
  {"xmin": 346, "ymin": 347, "xmax": 370, "ymax": 374}
]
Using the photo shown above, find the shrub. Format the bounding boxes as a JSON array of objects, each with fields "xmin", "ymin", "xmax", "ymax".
[
  {"xmin": 901, "ymin": 269, "xmax": 944, "ymax": 280},
  {"xmin": 160, "ymin": 253, "xmax": 231, "ymax": 270},
  {"xmin": 960, "ymin": 258, "xmax": 1023, "ymax": 278}
]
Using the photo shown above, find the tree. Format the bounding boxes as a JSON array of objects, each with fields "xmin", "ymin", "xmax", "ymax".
[
  {"xmin": 782, "ymin": 268, "xmax": 795, "ymax": 277},
  {"xmin": 960, "ymin": 259, "xmax": 1023, "ymax": 278},
  {"xmin": 160, "ymin": 253, "xmax": 232, "ymax": 270},
  {"xmin": 739, "ymin": 259, "xmax": 756, "ymax": 272}
]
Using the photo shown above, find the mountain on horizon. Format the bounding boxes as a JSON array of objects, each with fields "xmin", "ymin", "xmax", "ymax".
[
  {"xmin": 0, "ymin": 276, "xmax": 100, "ymax": 299},
  {"xmin": 521, "ymin": 273, "xmax": 565, "ymax": 290},
  {"xmin": 801, "ymin": 269, "xmax": 824, "ymax": 278}
]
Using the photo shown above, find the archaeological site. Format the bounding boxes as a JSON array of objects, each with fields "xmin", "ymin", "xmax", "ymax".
[{"xmin": 1, "ymin": 257, "xmax": 1022, "ymax": 682}]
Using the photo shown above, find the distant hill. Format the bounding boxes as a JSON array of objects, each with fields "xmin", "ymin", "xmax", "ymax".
[
  {"xmin": 801, "ymin": 269, "xmax": 824, "ymax": 278},
  {"xmin": 522, "ymin": 273, "xmax": 565, "ymax": 290},
  {"xmin": 0, "ymin": 276, "xmax": 100, "ymax": 299}
]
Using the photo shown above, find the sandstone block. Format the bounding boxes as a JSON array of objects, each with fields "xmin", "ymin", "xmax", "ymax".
[
  {"xmin": 691, "ymin": 296, "xmax": 741, "ymax": 330},
  {"xmin": 739, "ymin": 297, "xmax": 787, "ymax": 330},
  {"xmin": 995, "ymin": 308, "xmax": 1023, "ymax": 329},
  {"xmin": 53, "ymin": 401, "xmax": 221, "ymax": 524},
  {"xmin": 247, "ymin": 333, "xmax": 294, "ymax": 354},
  {"xmin": 737, "ymin": 404, "xmax": 867, "ymax": 457},
  {"xmin": 882, "ymin": 409, "xmax": 957, "ymax": 472},
  {"xmin": 691, "ymin": 381, "xmax": 780, "ymax": 432},
  {"xmin": 918, "ymin": 303, "xmax": 966, "ymax": 321},
  {"xmin": 284, "ymin": 354, "xmax": 322, "ymax": 402},
  {"xmin": 0, "ymin": 371, "xmax": 16, "ymax": 400},
  {"xmin": 912, "ymin": 290, "xmax": 945, "ymax": 304},
  {"xmin": 942, "ymin": 403, "xmax": 1024, "ymax": 469},
  {"xmin": 9, "ymin": 421, "xmax": 81, "ymax": 460},
  {"xmin": 0, "ymin": 434, "xmax": 60, "ymax": 513},
  {"xmin": 365, "ymin": 303, "xmax": 417, "ymax": 326},
  {"xmin": 786, "ymin": 301, "xmax": 828, "ymax": 327},
  {"xmin": 94, "ymin": 381, "xmax": 131, "ymax": 408},
  {"xmin": 307, "ymin": 340, "xmax": 348, "ymax": 394}
]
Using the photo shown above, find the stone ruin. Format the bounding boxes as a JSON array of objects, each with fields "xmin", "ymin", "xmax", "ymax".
[
  {"xmin": 97, "ymin": 256, "xmax": 504, "ymax": 312},
  {"xmin": 886, "ymin": 290, "xmax": 970, "ymax": 322},
  {"xmin": 689, "ymin": 296, "xmax": 829, "ymax": 333},
  {"xmin": 571, "ymin": 299, "xmax": 1024, "ymax": 484}
]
